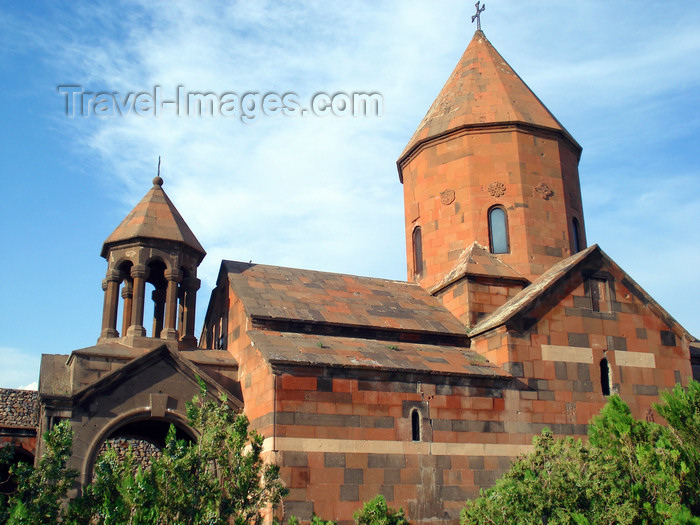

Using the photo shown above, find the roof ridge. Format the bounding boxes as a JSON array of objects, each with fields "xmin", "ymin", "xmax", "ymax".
[
  {"xmin": 468, "ymin": 245, "xmax": 597, "ymax": 336},
  {"xmin": 222, "ymin": 259, "xmax": 418, "ymax": 286},
  {"xmin": 429, "ymin": 241, "xmax": 528, "ymax": 295}
]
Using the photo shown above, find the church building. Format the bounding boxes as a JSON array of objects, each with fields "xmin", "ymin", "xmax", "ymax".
[{"xmin": 2, "ymin": 27, "xmax": 697, "ymax": 525}]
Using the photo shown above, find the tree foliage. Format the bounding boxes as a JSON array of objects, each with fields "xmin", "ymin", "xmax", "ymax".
[
  {"xmin": 0, "ymin": 420, "xmax": 78, "ymax": 524},
  {"xmin": 71, "ymin": 383, "xmax": 288, "ymax": 524},
  {"xmin": 0, "ymin": 382, "xmax": 287, "ymax": 524},
  {"xmin": 288, "ymin": 494, "xmax": 410, "ymax": 525},
  {"xmin": 461, "ymin": 381, "xmax": 700, "ymax": 525},
  {"xmin": 353, "ymin": 494, "xmax": 410, "ymax": 525},
  {"xmin": 288, "ymin": 514, "xmax": 337, "ymax": 525}
]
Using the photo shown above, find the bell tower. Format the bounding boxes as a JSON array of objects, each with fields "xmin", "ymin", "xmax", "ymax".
[
  {"xmin": 398, "ymin": 30, "xmax": 586, "ymax": 290},
  {"xmin": 98, "ymin": 175, "xmax": 206, "ymax": 348}
]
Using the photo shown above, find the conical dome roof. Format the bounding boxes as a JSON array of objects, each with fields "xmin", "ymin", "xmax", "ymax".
[
  {"xmin": 101, "ymin": 176, "xmax": 205, "ymax": 258},
  {"xmin": 399, "ymin": 30, "xmax": 580, "ymax": 172}
]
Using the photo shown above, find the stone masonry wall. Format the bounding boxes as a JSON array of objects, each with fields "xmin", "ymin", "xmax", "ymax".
[
  {"xmin": 470, "ymin": 267, "xmax": 692, "ymax": 422},
  {"xmin": 271, "ymin": 370, "xmax": 535, "ymax": 525},
  {"xmin": 0, "ymin": 389, "xmax": 37, "ymax": 428}
]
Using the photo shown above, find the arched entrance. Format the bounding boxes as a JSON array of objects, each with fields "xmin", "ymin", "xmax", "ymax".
[
  {"xmin": 0, "ymin": 446, "xmax": 34, "ymax": 496},
  {"xmin": 84, "ymin": 411, "xmax": 196, "ymax": 485}
]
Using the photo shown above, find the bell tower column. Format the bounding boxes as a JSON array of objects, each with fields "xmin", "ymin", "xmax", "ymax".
[
  {"xmin": 126, "ymin": 265, "xmax": 148, "ymax": 337},
  {"xmin": 161, "ymin": 269, "xmax": 181, "ymax": 341},
  {"xmin": 120, "ymin": 281, "xmax": 133, "ymax": 335},
  {"xmin": 99, "ymin": 269, "xmax": 121, "ymax": 339},
  {"xmin": 180, "ymin": 276, "xmax": 200, "ymax": 347}
]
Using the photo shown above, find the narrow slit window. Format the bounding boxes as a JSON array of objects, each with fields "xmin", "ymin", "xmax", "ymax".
[
  {"xmin": 412, "ymin": 226, "xmax": 423, "ymax": 276},
  {"xmin": 488, "ymin": 206, "xmax": 509, "ymax": 254},
  {"xmin": 411, "ymin": 409, "xmax": 420, "ymax": 441},
  {"xmin": 572, "ymin": 218, "xmax": 582, "ymax": 253},
  {"xmin": 600, "ymin": 358, "xmax": 611, "ymax": 396},
  {"xmin": 590, "ymin": 278, "xmax": 609, "ymax": 312}
]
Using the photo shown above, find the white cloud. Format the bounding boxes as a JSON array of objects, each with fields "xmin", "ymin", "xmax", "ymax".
[
  {"xmin": 3, "ymin": 1, "xmax": 698, "ymax": 340},
  {"xmin": 0, "ymin": 348, "xmax": 41, "ymax": 390}
]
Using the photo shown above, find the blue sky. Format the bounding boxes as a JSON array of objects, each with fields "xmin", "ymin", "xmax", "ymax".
[{"xmin": 1, "ymin": 1, "xmax": 698, "ymax": 389}]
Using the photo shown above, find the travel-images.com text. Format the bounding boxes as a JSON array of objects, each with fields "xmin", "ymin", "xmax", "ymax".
[{"xmin": 58, "ymin": 86, "xmax": 383, "ymax": 122}]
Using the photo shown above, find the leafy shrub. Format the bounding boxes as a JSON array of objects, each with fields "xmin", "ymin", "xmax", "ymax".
[
  {"xmin": 461, "ymin": 381, "xmax": 700, "ymax": 524},
  {"xmin": 354, "ymin": 494, "xmax": 410, "ymax": 525}
]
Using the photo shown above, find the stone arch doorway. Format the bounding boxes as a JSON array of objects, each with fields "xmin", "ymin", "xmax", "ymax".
[
  {"xmin": 83, "ymin": 411, "xmax": 196, "ymax": 485},
  {"xmin": 0, "ymin": 446, "xmax": 34, "ymax": 496}
]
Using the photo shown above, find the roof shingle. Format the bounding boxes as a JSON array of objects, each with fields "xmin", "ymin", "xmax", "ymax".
[
  {"xmin": 429, "ymin": 242, "xmax": 528, "ymax": 295},
  {"xmin": 102, "ymin": 177, "xmax": 205, "ymax": 257},
  {"xmin": 249, "ymin": 330, "xmax": 508, "ymax": 379},
  {"xmin": 223, "ymin": 261, "xmax": 467, "ymax": 337},
  {"xmin": 399, "ymin": 30, "xmax": 579, "ymax": 174}
]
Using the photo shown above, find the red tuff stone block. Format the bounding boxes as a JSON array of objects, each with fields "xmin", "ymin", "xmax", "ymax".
[{"xmin": 281, "ymin": 375, "xmax": 318, "ymax": 391}]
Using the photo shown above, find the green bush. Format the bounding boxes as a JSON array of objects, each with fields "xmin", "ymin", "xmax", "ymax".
[
  {"xmin": 1, "ymin": 380, "xmax": 288, "ymax": 525},
  {"xmin": 288, "ymin": 514, "xmax": 337, "ymax": 525},
  {"xmin": 461, "ymin": 381, "xmax": 700, "ymax": 524},
  {"xmin": 0, "ymin": 420, "xmax": 77, "ymax": 524},
  {"xmin": 354, "ymin": 494, "xmax": 410, "ymax": 525},
  {"xmin": 71, "ymin": 381, "xmax": 287, "ymax": 524}
]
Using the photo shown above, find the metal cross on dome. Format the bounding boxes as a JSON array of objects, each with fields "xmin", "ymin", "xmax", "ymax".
[{"xmin": 472, "ymin": 1, "xmax": 486, "ymax": 31}]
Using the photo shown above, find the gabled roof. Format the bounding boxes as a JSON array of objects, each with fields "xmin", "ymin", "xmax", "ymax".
[
  {"xmin": 222, "ymin": 261, "xmax": 466, "ymax": 339},
  {"xmin": 248, "ymin": 329, "xmax": 509, "ymax": 379},
  {"xmin": 398, "ymin": 30, "xmax": 580, "ymax": 176},
  {"xmin": 101, "ymin": 177, "xmax": 205, "ymax": 258},
  {"xmin": 70, "ymin": 344, "xmax": 241, "ymax": 409},
  {"xmin": 429, "ymin": 242, "xmax": 528, "ymax": 295},
  {"xmin": 469, "ymin": 245, "xmax": 690, "ymax": 339},
  {"xmin": 469, "ymin": 245, "xmax": 596, "ymax": 336},
  {"xmin": 67, "ymin": 340, "xmax": 236, "ymax": 369}
]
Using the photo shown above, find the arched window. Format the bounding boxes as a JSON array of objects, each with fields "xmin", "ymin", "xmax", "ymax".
[
  {"xmin": 488, "ymin": 206, "xmax": 509, "ymax": 254},
  {"xmin": 572, "ymin": 218, "xmax": 582, "ymax": 253},
  {"xmin": 600, "ymin": 358, "xmax": 611, "ymax": 396},
  {"xmin": 412, "ymin": 226, "xmax": 423, "ymax": 276},
  {"xmin": 411, "ymin": 409, "xmax": 421, "ymax": 441}
]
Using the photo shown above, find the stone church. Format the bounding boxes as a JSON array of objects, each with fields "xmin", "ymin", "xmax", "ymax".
[{"xmin": 1, "ymin": 29, "xmax": 698, "ymax": 524}]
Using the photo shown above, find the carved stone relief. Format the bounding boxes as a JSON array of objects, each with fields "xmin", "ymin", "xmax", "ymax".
[
  {"xmin": 440, "ymin": 189, "xmax": 455, "ymax": 205},
  {"xmin": 534, "ymin": 182, "xmax": 554, "ymax": 200},
  {"xmin": 487, "ymin": 182, "xmax": 506, "ymax": 197}
]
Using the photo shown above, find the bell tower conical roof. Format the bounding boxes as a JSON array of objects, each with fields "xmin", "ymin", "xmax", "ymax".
[
  {"xmin": 399, "ymin": 30, "xmax": 580, "ymax": 175},
  {"xmin": 101, "ymin": 176, "xmax": 205, "ymax": 259}
]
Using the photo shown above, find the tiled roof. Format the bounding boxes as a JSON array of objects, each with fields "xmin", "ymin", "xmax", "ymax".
[
  {"xmin": 0, "ymin": 388, "xmax": 38, "ymax": 428},
  {"xmin": 69, "ymin": 341, "xmax": 238, "ymax": 368},
  {"xmin": 399, "ymin": 30, "xmax": 579, "ymax": 173},
  {"xmin": 469, "ymin": 244, "xmax": 692, "ymax": 340},
  {"xmin": 249, "ymin": 330, "xmax": 508, "ymax": 379},
  {"xmin": 102, "ymin": 177, "xmax": 205, "ymax": 257},
  {"xmin": 70, "ymin": 345, "xmax": 242, "ymax": 408},
  {"xmin": 223, "ymin": 261, "xmax": 467, "ymax": 337},
  {"xmin": 469, "ymin": 245, "xmax": 597, "ymax": 336},
  {"xmin": 429, "ymin": 242, "xmax": 528, "ymax": 295}
]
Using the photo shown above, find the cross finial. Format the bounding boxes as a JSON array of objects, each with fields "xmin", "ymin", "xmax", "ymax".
[
  {"xmin": 471, "ymin": 1, "xmax": 486, "ymax": 31},
  {"xmin": 153, "ymin": 156, "xmax": 164, "ymax": 186}
]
